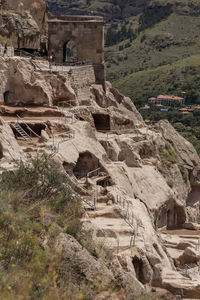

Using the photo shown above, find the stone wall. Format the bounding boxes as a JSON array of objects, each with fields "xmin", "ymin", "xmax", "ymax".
[
  {"xmin": 48, "ymin": 16, "xmax": 104, "ymax": 65},
  {"xmin": 70, "ymin": 65, "xmax": 96, "ymax": 89}
]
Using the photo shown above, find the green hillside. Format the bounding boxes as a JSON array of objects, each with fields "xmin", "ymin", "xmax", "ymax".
[
  {"xmin": 46, "ymin": 0, "xmax": 150, "ymax": 20},
  {"xmin": 106, "ymin": 1, "xmax": 200, "ymax": 94},
  {"xmin": 114, "ymin": 54, "xmax": 200, "ymax": 106}
]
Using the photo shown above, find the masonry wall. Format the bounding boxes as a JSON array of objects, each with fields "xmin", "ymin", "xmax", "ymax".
[
  {"xmin": 69, "ymin": 65, "xmax": 96, "ymax": 89},
  {"xmin": 48, "ymin": 19, "xmax": 104, "ymax": 65}
]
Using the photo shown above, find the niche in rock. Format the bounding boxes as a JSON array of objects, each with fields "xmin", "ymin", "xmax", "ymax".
[
  {"xmin": 0, "ymin": 143, "xmax": 3, "ymax": 160},
  {"xmin": 132, "ymin": 256, "xmax": 145, "ymax": 284},
  {"xmin": 3, "ymin": 91, "xmax": 10, "ymax": 105},
  {"xmin": 12, "ymin": 123, "xmax": 46, "ymax": 138},
  {"xmin": 156, "ymin": 203, "xmax": 185, "ymax": 229},
  {"xmin": 73, "ymin": 151, "xmax": 103, "ymax": 179},
  {"xmin": 92, "ymin": 114, "xmax": 110, "ymax": 131}
]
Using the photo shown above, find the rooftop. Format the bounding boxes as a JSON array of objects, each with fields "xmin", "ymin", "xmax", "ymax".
[{"xmin": 157, "ymin": 95, "xmax": 184, "ymax": 100}]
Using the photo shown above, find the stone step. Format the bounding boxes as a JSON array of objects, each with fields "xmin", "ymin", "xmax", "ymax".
[{"xmin": 87, "ymin": 207, "xmax": 120, "ymax": 219}]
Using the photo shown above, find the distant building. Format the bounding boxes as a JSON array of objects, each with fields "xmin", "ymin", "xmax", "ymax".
[{"xmin": 148, "ymin": 95, "xmax": 184, "ymax": 106}]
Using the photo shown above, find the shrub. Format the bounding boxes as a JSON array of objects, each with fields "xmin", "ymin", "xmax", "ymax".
[
  {"xmin": 178, "ymin": 164, "xmax": 189, "ymax": 183},
  {"xmin": 167, "ymin": 179, "xmax": 174, "ymax": 188},
  {"xmin": 159, "ymin": 143, "xmax": 178, "ymax": 164}
]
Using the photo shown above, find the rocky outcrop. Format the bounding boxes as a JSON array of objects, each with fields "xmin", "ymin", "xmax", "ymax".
[
  {"xmin": 1, "ymin": 0, "xmax": 47, "ymax": 32},
  {"xmin": 1, "ymin": 0, "xmax": 47, "ymax": 49},
  {"xmin": 0, "ymin": 10, "xmax": 40, "ymax": 49},
  {"xmin": 55, "ymin": 232, "xmax": 113, "ymax": 283},
  {"xmin": 0, "ymin": 57, "xmax": 75, "ymax": 106},
  {"xmin": 1, "ymin": 56, "xmax": 200, "ymax": 297},
  {"xmin": 0, "ymin": 117, "xmax": 23, "ymax": 166}
]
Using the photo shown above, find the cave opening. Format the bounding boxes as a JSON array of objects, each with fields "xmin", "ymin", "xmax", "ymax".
[
  {"xmin": 157, "ymin": 204, "xmax": 185, "ymax": 229},
  {"xmin": 3, "ymin": 91, "xmax": 10, "ymax": 105},
  {"xmin": 0, "ymin": 143, "xmax": 3, "ymax": 160},
  {"xmin": 73, "ymin": 151, "xmax": 103, "ymax": 179},
  {"xmin": 132, "ymin": 256, "xmax": 145, "ymax": 284},
  {"xmin": 11, "ymin": 123, "xmax": 46, "ymax": 138},
  {"xmin": 92, "ymin": 114, "xmax": 110, "ymax": 131}
]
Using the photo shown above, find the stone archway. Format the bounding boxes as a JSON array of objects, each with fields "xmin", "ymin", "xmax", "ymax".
[{"xmin": 63, "ymin": 40, "xmax": 77, "ymax": 63}]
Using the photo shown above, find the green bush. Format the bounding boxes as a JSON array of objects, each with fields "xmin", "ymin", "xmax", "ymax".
[
  {"xmin": 159, "ymin": 143, "xmax": 178, "ymax": 164},
  {"xmin": 167, "ymin": 179, "xmax": 174, "ymax": 188},
  {"xmin": 178, "ymin": 164, "xmax": 189, "ymax": 183}
]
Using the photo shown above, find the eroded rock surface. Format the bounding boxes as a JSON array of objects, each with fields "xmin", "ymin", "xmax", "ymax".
[{"xmin": 1, "ymin": 57, "xmax": 200, "ymax": 298}]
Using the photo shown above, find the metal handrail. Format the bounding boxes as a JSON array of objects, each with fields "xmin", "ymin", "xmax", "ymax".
[
  {"xmin": 87, "ymin": 167, "xmax": 101, "ymax": 178},
  {"xmin": 50, "ymin": 129, "xmax": 75, "ymax": 157},
  {"xmin": 63, "ymin": 172, "xmax": 96, "ymax": 210}
]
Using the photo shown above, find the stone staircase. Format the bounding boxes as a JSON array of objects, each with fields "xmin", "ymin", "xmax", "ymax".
[{"xmin": 82, "ymin": 190, "xmax": 136, "ymax": 252}]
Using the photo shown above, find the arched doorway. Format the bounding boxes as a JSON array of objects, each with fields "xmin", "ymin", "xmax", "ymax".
[{"xmin": 63, "ymin": 40, "xmax": 77, "ymax": 63}]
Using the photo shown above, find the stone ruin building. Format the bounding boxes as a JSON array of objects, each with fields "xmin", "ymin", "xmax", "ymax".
[{"xmin": 48, "ymin": 15, "xmax": 105, "ymax": 86}]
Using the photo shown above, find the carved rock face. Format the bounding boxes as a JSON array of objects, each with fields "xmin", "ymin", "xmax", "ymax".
[{"xmin": 2, "ymin": 0, "xmax": 47, "ymax": 31}]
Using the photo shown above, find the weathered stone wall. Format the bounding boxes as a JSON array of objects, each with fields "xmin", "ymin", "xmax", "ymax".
[
  {"xmin": 69, "ymin": 65, "xmax": 96, "ymax": 89},
  {"xmin": 48, "ymin": 16, "xmax": 104, "ymax": 65}
]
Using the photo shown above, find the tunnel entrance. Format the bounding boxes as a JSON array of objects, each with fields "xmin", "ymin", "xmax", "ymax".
[
  {"xmin": 73, "ymin": 151, "xmax": 103, "ymax": 179},
  {"xmin": 92, "ymin": 114, "xmax": 110, "ymax": 131},
  {"xmin": 156, "ymin": 204, "xmax": 185, "ymax": 229},
  {"xmin": 11, "ymin": 123, "xmax": 46, "ymax": 138},
  {"xmin": 132, "ymin": 256, "xmax": 145, "ymax": 284},
  {"xmin": 3, "ymin": 91, "xmax": 10, "ymax": 105},
  {"xmin": 0, "ymin": 143, "xmax": 3, "ymax": 160}
]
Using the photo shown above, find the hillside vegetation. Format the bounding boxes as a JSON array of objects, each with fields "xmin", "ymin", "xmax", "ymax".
[
  {"xmin": 114, "ymin": 54, "xmax": 200, "ymax": 106},
  {"xmin": 0, "ymin": 155, "xmax": 113, "ymax": 300},
  {"xmin": 46, "ymin": 0, "xmax": 150, "ymax": 20},
  {"xmin": 0, "ymin": 155, "xmax": 167, "ymax": 300},
  {"xmin": 106, "ymin": 0, "xmax": 200, "ymax": 101}
]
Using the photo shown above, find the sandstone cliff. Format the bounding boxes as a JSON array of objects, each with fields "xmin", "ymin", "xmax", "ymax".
[
  {"xmin": 0, "ymin": 0, "xmax": 47, "ymax": 49},
  {"xmin": 1, "ymin": 0, "xmax": 47, "ymax": 32},
  {"xmin": 1, "ymin": 57, "xmax": 200, "ymax": 298}
]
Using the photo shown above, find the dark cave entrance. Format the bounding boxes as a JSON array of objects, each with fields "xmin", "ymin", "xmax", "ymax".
[
  {"xmin": 73, "ymin": 151, "xmax": 103, "ymax": 179},
  {"xmin": 92, "ymin": 114, "xmax": 110, "ymax": 131},
  {"xmin": 3, "ymin": 91, "xmax": 10, "ymax": 105},
  {"xmin": 0, "ymin": 144, "xmax": 3, "ymax": 160},
  {"xmin": 132, "ymin": 256, "xmax": 145, "ymax": 284},
  {"xmin": 156, "ymin": 204, "xmax": 185, "ymax": 229},
  {"xmin": 11, "ymin": 123, "xmax": 46, "ymax": 138}
]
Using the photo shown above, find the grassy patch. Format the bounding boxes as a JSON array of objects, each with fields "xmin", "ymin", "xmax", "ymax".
[
  {"xmin": 178, "ymin": 164, "xmax": 189, "ymax": 183},
  {"xmin": 0, "ymin": 155, "xmax": 116, "ymax": 299},
  {"xmin": 167, "ymin": 179, "xmax": 174, "ymax": 188}
]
